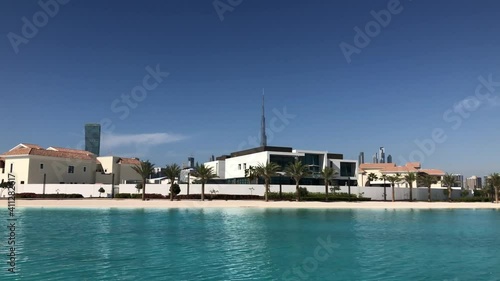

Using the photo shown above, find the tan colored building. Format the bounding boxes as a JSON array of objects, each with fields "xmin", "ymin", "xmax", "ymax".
[
  {"xmin": 358, "ymin": 162, "xmax": 445, "ymax": 188},
  {"xmin": 0, "ymin": 143, "xmax": 141, "ymax": 185}
]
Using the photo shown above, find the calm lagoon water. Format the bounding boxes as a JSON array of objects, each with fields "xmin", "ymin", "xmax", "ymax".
[{"xmin": 1, "ymin": 208, "xmax": 500, "ymax": 280}]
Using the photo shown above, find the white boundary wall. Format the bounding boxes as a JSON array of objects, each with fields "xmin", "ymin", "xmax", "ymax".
[{"xmin": 7, "ymin": 184, "xmax": 463, "ymax": 201}]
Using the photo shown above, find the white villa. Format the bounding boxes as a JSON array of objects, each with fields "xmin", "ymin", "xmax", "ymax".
[
  {"xmin": 203, "ymin": 146, "xmax": 358, "ymax": 186},
  {"xmin": 0, "ymin": 143, "xmax": 142, "ymax": 185}
]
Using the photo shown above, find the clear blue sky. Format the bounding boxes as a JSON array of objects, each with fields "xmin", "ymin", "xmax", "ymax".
[{"xmin": 1, "ymin": 0, "xmax": 499, "ymax": 177}]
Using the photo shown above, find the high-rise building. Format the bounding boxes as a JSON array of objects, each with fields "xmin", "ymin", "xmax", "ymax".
[
  {"xmin": 85, "ymin": 124, "xmax": 101, "ymax": 156},
  {"xmin": 452, "ymin": 174, "xmax": 464, "ymax": 188},
  {"xmin": 188, "ymin": 157, "xmax": 195, "ymax": 168},
  {"xmin": 372, "ymin": 153, "xmax": 378, "ymax": 163},
  {"xmin": 466, "ymin": 176, "xmax": 482, "ymax": 190},
  {"xmin": 260, "ymin": 92, "xmax": 267, "ymax": 147},
  {"xmin": 379, "ymin": 147, "xmax": 385, "ymax": 163},
  {"xmin": 387, "ymin": 154, "xmax": 393, "ymax": 163},
  {"xmin": 358, "ymin": 152, "xmax": 365, "ymax": 164}
]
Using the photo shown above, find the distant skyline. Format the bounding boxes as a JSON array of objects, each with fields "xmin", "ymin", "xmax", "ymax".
[{"xmin": 1, "ymin": 0, "xmax": 500, "ymax": 177}]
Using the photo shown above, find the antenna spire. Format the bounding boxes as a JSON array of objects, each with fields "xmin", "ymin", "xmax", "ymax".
[{"xmin": 260, "ymin": 89, "xmax": 267, "ymax": 147}]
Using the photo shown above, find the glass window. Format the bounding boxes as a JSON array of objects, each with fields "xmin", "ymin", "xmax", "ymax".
[
  {"xmin": 238, "ymin": 164, "xmax": 241, "ymax": 170},
  {"xmin": 68, "ymin": 166, "xmax": 75, "ymax": 174},
  {"xmin": 40, "ymin": 163, "xmax": 44, "ymax": 169},
  {"xmin": 340, "ymin": 162, "xmax": 356, "ymax": 177},
  {"xmin": 83, "ymin": 167, "xmax": 87, "ymax": 172}
]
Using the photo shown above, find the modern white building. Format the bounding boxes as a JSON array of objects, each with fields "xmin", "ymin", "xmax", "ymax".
[
  {"xmin": 204, "ymin": 146, "xmax": 358, "ymax": 186},
  {"xmin": 0, "ymin": 143, "xmax": 142, "ymax": 185}
]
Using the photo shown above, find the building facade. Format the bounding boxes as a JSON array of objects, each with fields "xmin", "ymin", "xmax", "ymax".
[
  {"xmin": 0, "ymin": 143, "xmax": 141, "ymax": 185},
  {"xmin": 358, "ymin": 162, "xmax": 446, "ymax": 188},
  {"xmin": 205, "ymin": 146, "xmax": 358, "ymax": 186}
]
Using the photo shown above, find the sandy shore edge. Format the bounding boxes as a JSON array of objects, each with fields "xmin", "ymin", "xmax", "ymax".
[{"xmin": 1, "ymin": 199, "xmax": 499, "ymax": 209}]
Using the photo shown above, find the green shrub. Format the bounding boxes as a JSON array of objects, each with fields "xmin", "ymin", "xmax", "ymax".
[
  {"xmin": 453, "ymin": 197, "xmax": 491, "ymax": 202},
  {"xmin": 115, "ymin": 193, "xmax": 132, "ymax": 198}
]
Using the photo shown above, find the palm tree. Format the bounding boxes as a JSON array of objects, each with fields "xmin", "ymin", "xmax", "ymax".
[
  {"xmin": 131, "ymin": 160, "xmax": 155, "ymax": 201},
  {"xmin": 245, "ymin": 166, "xmax": 258, "ymax": 184},
  {"xmin": 380, "ymin": 174, "xmax": 388, "ymax": 201},
  {"xmin": 442, "ymin": 173, "xmax": 456, "ymax": 202},
  {"xmin": 367, "ymin": 173, "xmax": 378, "ymax": 186},
  {"xmin": 192, "ymin": 164, "xmax": 217, "ymax": 201},
  {"xmin": 488, "ymin": 173, "xmax": 500, "ymax": 203},
  {"xmin": 418, "ymin": 173, "xmax": 436, "ymax": 202},
  {"xmin": 404, "ymin": 172, "xmax": 417, "ymax": 202},
  {"xmin": 386, "ymin": 174, "xmax": 401, "ymax": 202},
  {"xmin": 165, "ymin": 164, "xmax": 182, "ymax": 201},
  {"xmin": 321, "ymin": 167, "xmax": 338, "ymax": 201},
  {"xmin": 285, "ymin": 161, "xmax": 311, "ymax": 202},
  {"xmin": 254, "ymin": 162, "xmax": 281, "ymax": 202}
]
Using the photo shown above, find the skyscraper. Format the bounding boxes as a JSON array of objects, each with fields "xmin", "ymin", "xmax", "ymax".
[
  {"xmin": 85, "ymin": 123, "xmax": 101, "ymax": 156},
  {"xmin": 379, "ymin": 147, "xmax": 385, "ymax": 163},
  {"xmin": 260, "ymin": 91, "xmax": 267, "ymax": 147},
  {"xmin": 372, "ymin": 153, "xmax": 378, "ymax": 163},
  {"xmin": 387, "ymin": 154, "xmax": 392, "ymax": 163},
  {"xmin": 358, "ymin": 152, "xmax": 365, "ymax": 164}
]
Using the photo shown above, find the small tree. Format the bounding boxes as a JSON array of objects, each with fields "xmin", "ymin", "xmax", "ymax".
[
  {"xmin": 285, "ymin": 160, "xmax": 311, "ymax": 202},
  {"xmin": 489, "ymin": 173, "xmax": 500, "ymax": 203},
  {"xmin": 165, "ymin": 164, "xmax": 182, "ymax": 201},
  {"xmin": 386, "ymin": 174, "xmax": 401, "ymax": 202},
  {"xmin": 171, "ymin": 183, "xmax": 181, "ymax": 199},
  {"xmin": 404, "ymin": 172, "xmax": 417, "ymax": 202},
  {"xmin": 192, "ymin": 164, "xmax": 217, "ymax": 201},
  {"xmin": 98, "ymin": 187, "xmax": 105, "ymax": 198},
  {"xmin": 367, "ymin": 173, "xmax": 378, "ymax": 186},
  {"xmin": 418, "ymin": 173, "xmax": 437, "ymax": 202},
  {"xmin": 254, "ymin": 162, "xmax": 281, "ymax": 202},
  {"xmin": 321, "ymin": 167, "xmax": 338, "ymax": 201},
  {"xmin": 131, "ymin": 160, "xmax": 155, "ymax": 201},
  {"xmin": 442, "ymin": 173, "xmax": 456, "ymax": 202},
  {"xmin": 135, "ymin": 183, "xmax": 143, "ymax": 194}
]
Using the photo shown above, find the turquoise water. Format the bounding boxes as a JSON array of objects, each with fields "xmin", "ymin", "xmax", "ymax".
[{"xmin": 1, "ymin": 208, "xmax": 499, "ymax": 280}]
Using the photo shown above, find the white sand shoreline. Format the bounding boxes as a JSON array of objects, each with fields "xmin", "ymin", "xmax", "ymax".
[{"xmin": 1, "ymin": 199, "xmax": 499, "ymax": 209}]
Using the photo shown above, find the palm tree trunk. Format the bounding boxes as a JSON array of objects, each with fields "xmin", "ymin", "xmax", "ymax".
[
  {"xmin": 325, "ymin": 182, "xmax": 329, "ymax": 202},
  {"xmin": 409, "ymin": 185, "xmax": 413, "ymax": 202},
  {"xmin": 448, "ymin": 186, "xmax": 452, "ymax": 202},
  {"xmin": 383, "ymin": 180, "xmax": 387, "ymax": 201},
  {"xmin": 142, "ymin": 179, "xmax": 146, "ymax": 201},
  {"xmin": 391, "ymin": 184, "xmax": 395, "ymax": 202},
  {"xmin": 296, "ymin": 182, "xmax": 300, "ymax": 202},
  {"xmin": 170, "ymin": 184, "xmax": 173, "ymax": 201},
  {"xmin": 265, "ymin": 180, "xmax": 269, "ymax": 202},
  {"xmin": 428, "ymin": 186, "xmax": 431, "ymax": 202},
  {"xmin": 495, "ymin": 186, "xmax": 499, "ymax": 203},
  {"xmin": 201, "ymin": 183, "xmax": 205, "ymax": 201}
]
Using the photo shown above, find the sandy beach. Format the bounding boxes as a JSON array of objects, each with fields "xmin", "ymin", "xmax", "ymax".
[{"xmin": 1, "ymin": 199, "xmax": 499, "ymax": 209}]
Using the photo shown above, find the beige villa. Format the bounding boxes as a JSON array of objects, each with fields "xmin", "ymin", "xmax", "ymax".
[
  {"xmin": 357, "ymin": 162, "xmax": 446, "ymax": 188},
  {"xmin": 0, "ymin": 143, "xmax": 142, "ymax": 185}
]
